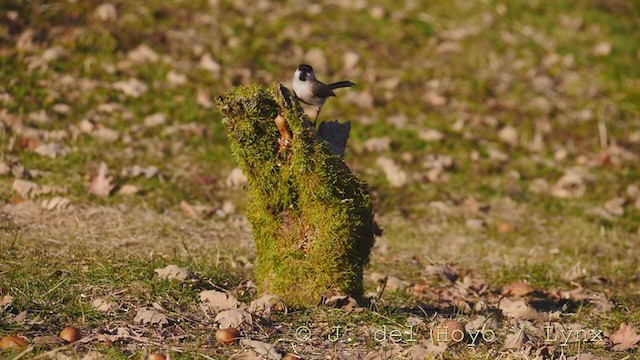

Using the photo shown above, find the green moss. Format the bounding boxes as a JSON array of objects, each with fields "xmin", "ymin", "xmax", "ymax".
[{"xmin": 217, "ymin": 83, "xmax": 377, "ymax": 307}]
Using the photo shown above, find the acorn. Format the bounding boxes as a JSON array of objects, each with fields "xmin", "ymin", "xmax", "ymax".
[
  {"xmin": 0, "ymin": 335, "xmax": 28, "ymax": 349},
  {"xmin": 147, "ymin": 352, "xmax": 167, "ymax": 360},
  {"xmin": 215, "ymin": 327, "xmax": 240, "ymax": 345},
  {"xmin": 59, "ymin": 326, "xmax": 81, "ymax": 343}
]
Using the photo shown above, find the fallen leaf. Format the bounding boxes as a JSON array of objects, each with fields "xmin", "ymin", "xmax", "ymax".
[
  {"xmin": 589, "ymin": 293, "xmax": 614, "ymax": 313},
  {"xmin": 117, "ymin": 184, "xmax": 139, "ymax": 195},
  {"xmin": 94, "ymin": 3, "xmax": 117, "ymax": 22},
  {"xmin": 154, "ymin": 264, "xmax": 193, "ymax": 281},
  {"xmin": 498, "ymin": 298, "xmax": 541, "ymax": 320},
  {"xmin": 226, "ymin": 168, "xmax": 247, "ymax": 187},
  {"xmin": 385, "ymin": 276, "xmax": 409, "ymax": 291},
  {"xmin": 550, "ymin": 171, "xmax": 586, "ymax": 198},
  {"xmin": 92, "ymin": 127, "xmax": 119, "ymax": 142},
  {"xmin": 41, "ymin": 197, "xmax": 71, "ymax": 210},
  {"xmin": 248, "ymin": 294, "xmax": 287, "ymax": 315},
  {"xmin": 199, "ymin": 53, "xmax": 221, "ymax": 73},
  {"xmin": 121, "ymin": 165, "xmax": 158, "ymax": 179},
  {"xmin": 0, "ymin": 295, "xmax": 14, "ymax": 306},
  {"xmin": 362, "ymin": 137, "xmax": 391, "ymax": 153},
  {"xmin": 143, "ymin": 113, "xmax": 167, "ymax": 128},
  {"xmin": 89, "ymin": 162, "xmax": 114, "ymax": 197},
  {"xmin": 502, "ymin": 282, "xmax": 534, "ymax": 297},
  {"xmin": 113, "ymin": 78, "xmax": 148, "ymax": 98},
  {"xmin": 423, "ymin": 264, "xmax": 458, "ymax": 282},
  {"xmin": 376, "ymin": 156, "xmax": 408, "ymax": 187},
  {"xmin": 593, "ymin": 41, "xmax": 612, "ymax": 56},
  {"xmin": 609, "ymin": 323, "xmax": 640, "ymax": 351},
  {"xmin": 133, "ymin": 308, "xmax": 169, "ymax": 326},
  {"xmin": 200, "ymin": 290, "xmax": 239, "ymax": 311},
  {"xmin": 197, "ymin": 88, "xmax": 213, "ymax": 108},
  {"xmin": 324, "ymin": 295, "xmax": 361, "ymax": 312},
  {"xmin": 240, "ymin": 339, "xmax": 282, "ymax": 360},
  {"xmin": 214, "ymin": 309, "xmax": 252, "ymax": 329},
  {"xmin": 180, "ymin": 200, "xmax": 201, "ymax": 219},
  {"xmin": 166, "ymin": 71, "xmax": 187, "ymax": 86},
  {"xmin": 91, "ymin": 298, "xmax": 115, "ymax": 312},
  {"xmin": 502, "ymin": 329, "xmax": 528, "ymax": 350},
  {"xmin": 12, "ymin": 179, "xmax": 38, "ymax": 198},
  {"xmin": 424, "ymin": 90, "xmax": 447, "ymax": 106},
  {"xmin": 34, "ymin": 142, "xmax": 66, "ymax": 158},
  {"xmin": 127, "ymin": 44, "xmax": 158, "ymax": 63},
  {"xmin": 419, "ymin": 129, "xmax": 444, "ymax": 142},
  {"xmin": 498, "ymin": 126, "xmax": 518, "ymax": 146}
]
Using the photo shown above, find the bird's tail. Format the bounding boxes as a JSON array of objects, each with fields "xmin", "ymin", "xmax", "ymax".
[{"xmin": 328, "ymin": 81, "xmax": 355, "ymax": 89}]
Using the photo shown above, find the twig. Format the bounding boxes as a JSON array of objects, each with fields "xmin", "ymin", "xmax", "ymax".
[{"xmin": 11, "ymin": 345, "xmax": 34, "ymax": 360}]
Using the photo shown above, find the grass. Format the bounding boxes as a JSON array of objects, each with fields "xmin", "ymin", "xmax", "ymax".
[{"xmin": 1, "ymin": 0, "xmax": 639, "ymax": 358}]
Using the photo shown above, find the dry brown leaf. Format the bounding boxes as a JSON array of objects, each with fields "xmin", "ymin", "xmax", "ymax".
[
  {"xmin": 154, "ymin": 264, "xmax": 193, "ymax": 281},
  {"xmin": 589, "ymin": 293, "xmax": 614, "ymax": 313},
  {"xmin": 143, "ymin": 113, "xmax": 167, "ymax": 128},
  {"xmin": 41, "ymin": 197, "xmax": 71, "ymax": 211},
  {"xmin": 423, "ymin": 264, "xmax": 458, "ymax": 282},
  {"xmin": 12, "ymin": 179, "xmax": 38, "ymax": 198},
  {"xmin": 91, "ymin": 298, "xmax": 115, "ymax": 313},
  {"xmin": 376, "ymin": 156, "xmax": 408, "ymax": 187},
  {"xmin": 180, "ymin": 200, "xmax": 201, "ymax": 219},
  {"xmin": 127, "ymin": 44, "xmax": 158, "ymax": 63},
  {"xmin": 0, "ymin": 295, "xmax": 14, "ymax": 307},
  {"xmin": 502, "ymin": 282, "xmax": 534, "ymax": 297},
  {"xmin": 94, "ymin": 3, "xmax": 117, "ymax": 22},
  {"xmin": 609, "ymin": 323, "xmax": 640, "ymax": 351},
  {"xmin": 34, "ymin": 142, "xmax": 67, "ymax": 158},
  {"xmin": 498, "ymin": 298, "xmax": 541, "ymax": 320},
  {"xmin": 502, "ymin": 329, "xmax": 528, "ymax": 350},
  {"xmin": 248, "ymin": 294, "xmax": 287, "ymax": 315},
  {"xmin": 324, "ymin": 295, "xmax": 361, "ymax": 312},
  {"xmin": 200, "ymin": 290, "xmax": 239, "ymax": 311},
  {"xmin": 385, "ymin": 276, "xmax": 409, "ymax": 291},
  {"xmin": 498, "ymin": 125, "xmax": 519, "ymax": 146},
  {"xmin": 214, "ymin": 309, "xmax": 252, "ymax": 329},
  {"xmin": 226, "ymin": 168, "xmax": 247, "ymax": 187},
  {"xmin": 239, "ymin": 339, "xmax": 282, "ymax": 360},
  {"xmin": 117, "ymin": 184, "xmax": 139, "ymax": 196},
  {"xmin": 89, "ymin": 162, "xmax": 114, "ymax": 197},
  {"xmin": 113, "ymin": 78, "xmax": 148, "ymax": 98},
  {"xmin": 423, "ymin": 339, "xmax": 448, "ymax": 355},
  {"xmin": 362, "ymin": 137, "xmax": 391, "ymax": 153},
  {"xmin": 133, "ymin": 308, "xmax": 169, "ymax": 326}
]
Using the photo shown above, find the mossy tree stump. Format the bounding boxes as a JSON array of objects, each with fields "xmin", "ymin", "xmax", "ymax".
[{"xmin": 217, "ymin": 84, "xmax": 378, "ymax": 307}]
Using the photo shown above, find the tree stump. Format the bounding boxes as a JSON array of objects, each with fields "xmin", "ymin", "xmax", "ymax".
[{"xmin": 217, "ymin": 83, "xmax": 378, "ymax": 307}]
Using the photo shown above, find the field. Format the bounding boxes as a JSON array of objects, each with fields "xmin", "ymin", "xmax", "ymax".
[{"xmin": 1, "ymin": 0, "xmax": 639, "ymax": 359}]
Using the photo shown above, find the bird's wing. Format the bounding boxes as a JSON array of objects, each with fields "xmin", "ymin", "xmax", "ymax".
[{"xmin": 312, "ymin": 82, "xmax": 337, "ymax": 98}]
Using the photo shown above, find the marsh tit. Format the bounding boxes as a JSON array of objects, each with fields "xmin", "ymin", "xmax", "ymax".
[{"xmin": 291, "ymin": 64, "xmax": 355, "ymax": 125}]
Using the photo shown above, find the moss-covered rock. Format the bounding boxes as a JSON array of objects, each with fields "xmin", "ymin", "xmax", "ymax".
[{"xmin": 217, "ymin": 83, "xmax": 377, "ymax": 307}]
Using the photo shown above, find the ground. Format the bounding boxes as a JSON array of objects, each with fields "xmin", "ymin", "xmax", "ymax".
[{"xmin": 1, "ymin": 0, "xmax": 639, "ymax": 359}]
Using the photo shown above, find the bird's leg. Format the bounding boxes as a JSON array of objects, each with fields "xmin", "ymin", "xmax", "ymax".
[{"xmin": 314, "ymin": 106, "xmax": 322, "ymax": 128}]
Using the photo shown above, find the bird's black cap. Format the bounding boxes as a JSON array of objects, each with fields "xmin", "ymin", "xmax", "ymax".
[{"xmin": 298, "ymin": 64, "xmax": 313, "ymax": 72}]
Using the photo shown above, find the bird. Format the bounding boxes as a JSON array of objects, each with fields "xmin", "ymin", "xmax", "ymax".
[{"xmin": 291, "ymin": 64, "xmax": 355, "ymax": 126}]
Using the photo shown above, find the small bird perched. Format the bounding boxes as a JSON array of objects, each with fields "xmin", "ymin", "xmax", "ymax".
[{"xmin": 291, "ymin": 64, "xmax": 355, "ymax": 126}]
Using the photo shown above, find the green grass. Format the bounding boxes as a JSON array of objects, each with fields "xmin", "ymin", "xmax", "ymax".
[{"xmin": 1, "ymin": 0, "xmax": 639, "ymax": 358}]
